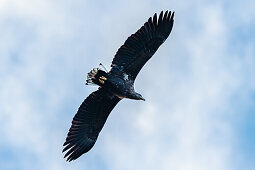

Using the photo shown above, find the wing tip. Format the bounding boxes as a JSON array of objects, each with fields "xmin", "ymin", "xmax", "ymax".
[
  {"xmin": 63, "ymin": 141, "xmax": 96, "ymax": 162},
  {"xmin": 171, "ymin": 11, "xmax": 175, "ymax": 20},
  {"xmin": 152, "ymin": 10, "xmax": 175, "ymax": 23}
]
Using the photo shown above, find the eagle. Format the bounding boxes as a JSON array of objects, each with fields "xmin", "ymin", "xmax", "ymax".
[{"xmin": 63, "ymin": 11, "xmax": 175, "ymax": 161}]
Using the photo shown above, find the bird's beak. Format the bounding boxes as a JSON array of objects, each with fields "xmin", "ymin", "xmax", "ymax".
[{"xmin": 141, "ymin": 97, "xmax": 145, "ymax": 101}]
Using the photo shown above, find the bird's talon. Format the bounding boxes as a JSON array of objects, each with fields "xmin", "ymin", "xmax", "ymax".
[
  {"xmin": 99, "ymin": 79, "xmax": 104, "ymax": 84},
  {"xmin": 99, "ymin": 76, "xmax": 107, "ymax": 80}
]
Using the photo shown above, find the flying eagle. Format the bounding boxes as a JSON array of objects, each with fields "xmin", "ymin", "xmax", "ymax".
[{"xmin": 63, "ymin": 11, "xmax": 174, "ymax": 161}]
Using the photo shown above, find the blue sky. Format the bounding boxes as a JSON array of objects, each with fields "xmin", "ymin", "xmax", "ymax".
[{"xmin": 0, "ymin": 0, "xmax": 255, "ymax": 170}]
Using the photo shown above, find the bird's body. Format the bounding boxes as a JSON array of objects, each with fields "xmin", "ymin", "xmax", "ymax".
[
  {"xmin": 63, "ymin": 11, "xmax": 175, "ymax": 161},
  {"xmin": 87, "ymin": 68, "xmax": 143, "ymax": 100}
]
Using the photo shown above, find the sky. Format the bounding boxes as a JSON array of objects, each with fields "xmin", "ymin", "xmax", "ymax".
[{"xmin": 0, "ymin": 0, "xmax": 255, "ymax": 170}]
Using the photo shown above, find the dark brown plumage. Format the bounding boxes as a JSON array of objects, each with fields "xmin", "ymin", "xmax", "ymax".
[{"xmin": 63, "ymin": 10, "xmax": 174, "ymax": 161}]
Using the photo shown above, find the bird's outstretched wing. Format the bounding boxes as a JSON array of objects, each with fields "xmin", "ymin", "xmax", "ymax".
[
  {"xmin": 63, "ymin": 88, "xmax": 121, "ymax": 161},
  {"xmin": 110, "ymin": 11, "xmax": 174, "ymax": 80}
]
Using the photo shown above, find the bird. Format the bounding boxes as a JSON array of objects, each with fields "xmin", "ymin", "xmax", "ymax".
[{"xmin": 63, "ymin": 10, "xmax": 175, "ymax": 162}]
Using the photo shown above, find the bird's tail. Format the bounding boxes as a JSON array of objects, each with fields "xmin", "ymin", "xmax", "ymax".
[{"xmin": 86, "ymin": 64, "xmax": 108, "ymax": 86}]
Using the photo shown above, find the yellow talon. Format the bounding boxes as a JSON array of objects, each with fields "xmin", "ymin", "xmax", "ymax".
[
  {"xmin": 99, "ymin": 79, "xmax": 104, "ymax": 84},
  {"xmin": 99, "ymin": 76, "xmax": 107, "ymax": 80}
]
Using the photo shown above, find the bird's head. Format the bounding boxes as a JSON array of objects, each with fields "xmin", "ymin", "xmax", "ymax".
[{"xmin": 134, "ymin": 93, "xmax": 145, "ymax": 101}]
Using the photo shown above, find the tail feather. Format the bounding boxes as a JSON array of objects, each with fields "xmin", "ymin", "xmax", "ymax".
[{"xmin": 86, "ymin": 67, "xmax": 107, "ymax": 86}]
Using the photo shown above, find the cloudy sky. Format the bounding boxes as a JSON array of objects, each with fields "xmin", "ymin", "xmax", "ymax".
[{"xmin": 0, "ymin": 0, "xmax": 255, "ymax": 170}]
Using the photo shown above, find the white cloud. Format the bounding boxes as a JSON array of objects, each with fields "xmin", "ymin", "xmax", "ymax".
[{"xmin": 0, "ymin": 0, "xmax": 254, "ymax": 170}]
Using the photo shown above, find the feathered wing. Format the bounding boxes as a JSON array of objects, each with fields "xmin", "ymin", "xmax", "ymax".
[
  {"xmin": 110, "ymin": 11, "xmax": 174, "ymax": 80},
  {"xmin": 63, "ymin": 88, "xmax": 121, "ymax": 161}
]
